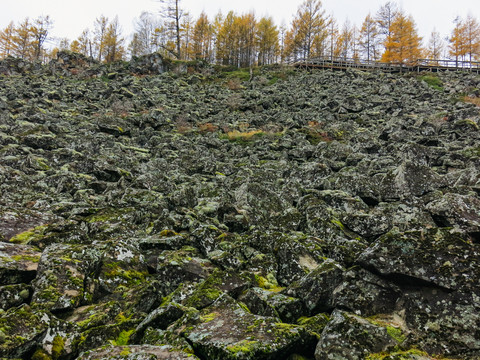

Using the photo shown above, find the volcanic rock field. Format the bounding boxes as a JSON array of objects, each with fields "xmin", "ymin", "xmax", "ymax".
[{"xmin": 1, "ymin": 52, "xmax": 480, "ymax": 359}]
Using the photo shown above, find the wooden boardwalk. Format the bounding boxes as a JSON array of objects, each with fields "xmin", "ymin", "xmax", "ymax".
[{"xmin": 292, "ymin": 57, "xmax": 480, "ymax": 74}]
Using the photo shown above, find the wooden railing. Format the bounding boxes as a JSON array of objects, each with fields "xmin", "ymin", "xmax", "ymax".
[{"xmin": 291, "ymin": 56, "xmax": 480, "ymax": 73}]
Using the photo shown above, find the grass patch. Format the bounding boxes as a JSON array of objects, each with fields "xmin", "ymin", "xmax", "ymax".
[
  {"xmin": 463, "ymin": 96, "xmax": 480, "ymax": 107},
  {"xmin": 419, "ymin": 74, "xmax": 443, "ymax": 91}
]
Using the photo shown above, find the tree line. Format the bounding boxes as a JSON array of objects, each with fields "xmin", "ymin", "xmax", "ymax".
[{"xmin": 1, "ymin": 0, "xmax": 480, "ymax": 66}]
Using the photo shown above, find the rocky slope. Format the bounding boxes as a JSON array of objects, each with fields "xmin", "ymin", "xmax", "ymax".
[{"xmin": 1, "ymin": 51, "xmax": 480, "ymax": 360}]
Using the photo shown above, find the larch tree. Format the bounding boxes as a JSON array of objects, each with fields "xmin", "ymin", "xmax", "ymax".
[
  {"xmin": 158, "ymin": 0, "xmax": 187, "ymax": 59},
  {"xmin": 463, "ymin": 13, "xmax": 480, "ymax": 62},
  {"xmin": 93, "ymin": 15, "xmax": 109, "ymax": 61},
  {"xmin": 381, "ymin": 12, "xmax": 423, "ymax": 65},
  {"xmin": 71, "ymin": 29, "xmax": 93, "ymax": 57},
  {"xmin": 180, "ymin": 13, "xmax": 194, "ymax": 60},
  {"xmin": 216, "ymin": 11, "xmax": 236, "ymax": 65},
  {"xmin": 31, "ymin": 15, "xmax": 53, "ymax": 61},
  {"xmin": 285, "ymin": 0, "xmax": 327, "ymax": 60},
  {"xmin": 256, "ymin": 16, "xmax": 279, "ymax": 65},
  {"xmin": 236, "ymin": 12, "xmax": 257, "ymax": 67},
  {"xmin": 0, "ymin": 22, "xmax": 16, "ymax": 57},
  {"xmin": 337, "ymin": 19, "xmax": 354, "ymax": 60},
  {"xmin": 376, "ymin": 1, "xmax": 398, "ymax": 50},
  {"xmin": 279, "ymin": 21, "xmax": 287, "ymax": 63},
  {"xmin": 449, "ymin": 17, "xmax": 466, "ymax": 65},
  {"xmin": 426, "ymin": 29, "xmax": 445, "ymax": 61},
  {"xmin": 130, "ymin": 12, "xmax": 159, "ymax": 56},
  {"xmin": 12, "ymin": 18, "xmax": 33, "ymax": 60},
  {"xmin": 192, "ymin": 12, "xmax": 213, "ymax": 61},
  {"xmin": 103, "ymin": 16, "xmax": 125, "ymax": 63},
  {"xmin": 326, "ymin": 16, "xmax": 339, "ymax": 60},
  {"xmin": 358, "ymin": 13, "xmax": 380, "ymax": 61}
]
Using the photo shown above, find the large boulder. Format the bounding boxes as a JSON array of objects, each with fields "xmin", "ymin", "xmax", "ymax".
[{"xmin": 178, "ymin": 295, "xmax": 315, "ymax": 359}]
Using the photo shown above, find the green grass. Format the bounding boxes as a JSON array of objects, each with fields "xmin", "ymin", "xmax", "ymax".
[{"xmin": 419, "ymin": 74, "xmax": 443, "ymax": 91}]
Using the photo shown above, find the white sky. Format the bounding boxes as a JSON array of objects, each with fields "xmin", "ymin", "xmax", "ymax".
[{"xmin": 1, "ymin": 0, "xmax": 479, "ymax": 48}]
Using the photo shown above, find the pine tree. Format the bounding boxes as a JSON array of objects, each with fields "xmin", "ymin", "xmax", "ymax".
[
  {"xmin": 181, "ymin": 14, "xmax": 194, "ymax": 60},
  {"xmin": 337, "ymin": 20, "xmax": 354, "ymax": 60},
  {"xmin": 326, "ymin": 16, "xmax": 339, "ymax": 60},
  {"xmin": 381, "ymin": 12, "xmax": 423, "ymax": 65}
]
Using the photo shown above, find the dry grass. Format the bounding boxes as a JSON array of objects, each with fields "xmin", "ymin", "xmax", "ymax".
[
  {"xmin": 463, "ymin": 96, "xmax": 480, "ymax": 107},
  {"xmin": 198, "ymin": 123, "xmax": 218, "ymax": 133},
  {"xmin": 225, "ymin": 129, "xmax": 264, "ymax": 141}
]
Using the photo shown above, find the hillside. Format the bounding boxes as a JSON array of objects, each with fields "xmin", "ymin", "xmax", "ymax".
[{"xmin": 1, "ymin": 52, "xmax": 480, "ymax": 360}]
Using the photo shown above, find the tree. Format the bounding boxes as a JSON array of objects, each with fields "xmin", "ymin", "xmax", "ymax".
[
  {"xmin": 158, "ymin": 0, "xmax": 187, "ymax": 59},
  {"xmin": 381, "ymin": 12, "xmax": 423, "ymax": 65},
  {"xmin": 337, "ymin": 19, "xmax": 354, "ymax": 60},
  {"xmin": 358, "ymin": 13, "xmax": 380, "ymax": 61},
  {"xmin": 449, "ymin": 17, "xmax": 467, "ymax": 65},
  {"xmin": 71, "ymin": 29, "xmax": 93, "ymax": 57},
  {"xmin": 130, "ymin": 12, "xmax": 160, "ymax": 56},
  {"xmin": 426, "ymin": 29, "xmax": 444, "ymax": 61},
  {"xmin": 285, "ymin": 0, "xmax": 327, "ymax": 60},
  {"xmin": 216, "ymin": 11, "xmax": 236, "ymax": 65},
  {"xmin": 93, "ymin": 15, "xmax": 109, "ymax": 61},
  {"xmin": 376, "ymin": 1, "xmax": 398, "ymax": 49},
  {"xmin": 463, "ymin": 13, "xmax": 480, "ymax": 62},
  {"xmin": 31, "ymin": 15, "xmax": 53, "ymax": 60},
  {"xmin": 181, "ymin": 13, "xmax": 194, "ymax": 60},
  {"xmin": 236, "ymin": 12, "xmax": 257, "ymax": 67},
  {"xmin": 326, "ymin": 16, "xmax": 339, "ymax": 60},
  {"xmin": 256, "ymin": 16, "xmax": 279, "ymax": 65},
  {"xmin": 0, "ymin": 22, "xmax": 15, "ymax": 57},
  {"xmin": 104, "ymin": 16, "xmax": 125, "ymax": 62},
  {"xmin": 192, "ymin": 12, "xmax": 212, "ymax": 61},
  {"xmin": 12, "ymin": 18, "xmax": 33, "ymax": 60}
]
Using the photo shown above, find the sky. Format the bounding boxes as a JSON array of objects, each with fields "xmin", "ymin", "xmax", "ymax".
[{"xmin": 1, "ymin": 0, "xmax": 479, "ymax": 48}]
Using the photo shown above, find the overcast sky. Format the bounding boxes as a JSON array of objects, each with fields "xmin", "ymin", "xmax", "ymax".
[{"xmin": 1, "ymin": 0, "xmax": 479, "ymax": 48}]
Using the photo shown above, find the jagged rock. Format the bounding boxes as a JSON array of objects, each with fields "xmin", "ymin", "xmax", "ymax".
[
  {"xmin": 357, "ymin": 228, "xmax": 480, "ymax": 294},
  {"xmin": 401, "ymin": 290, "xmax": 480, "ymax": 358},
  {"xmin": 284, "ymin": 259, "xmax": 345, "ymax": 315},
  {"xmin": 426, "ymin": 192, "xmax": 480, "ymax": 239},
  {"xmin": 239, "ymin": 287, "xmax": 304, "ymax": 322},
  {"xmin": 314, "ymin": 310, "xmax": 400, "ymax": 360},
  {"xmin": 179, "ymin": 295, "xmax": 315, "ymax": 359},
  {"xmin": 1, "ymin": 56, "xmax": 480, "ymax": 359},
  {"xmin": 0, "ymin": 304, "xmax": 51, "ymax": 358},
  {"xmin": 77, "ymin": 344, "xmax": 199, "ymax": 360},
  {"xmin": 332, "ymin": 267, "xmax": 401, "ymax": 317},
  {"xmin": 0, "ymin": 283, "xmax": 31, "ymax": 310},
  {"xmin": 0, "ymin": 242, "xmax": 41, "ymax": 285},
  {"xmin": 31, "ymin": 243, "xmax": 103, "ymax": 311}
]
